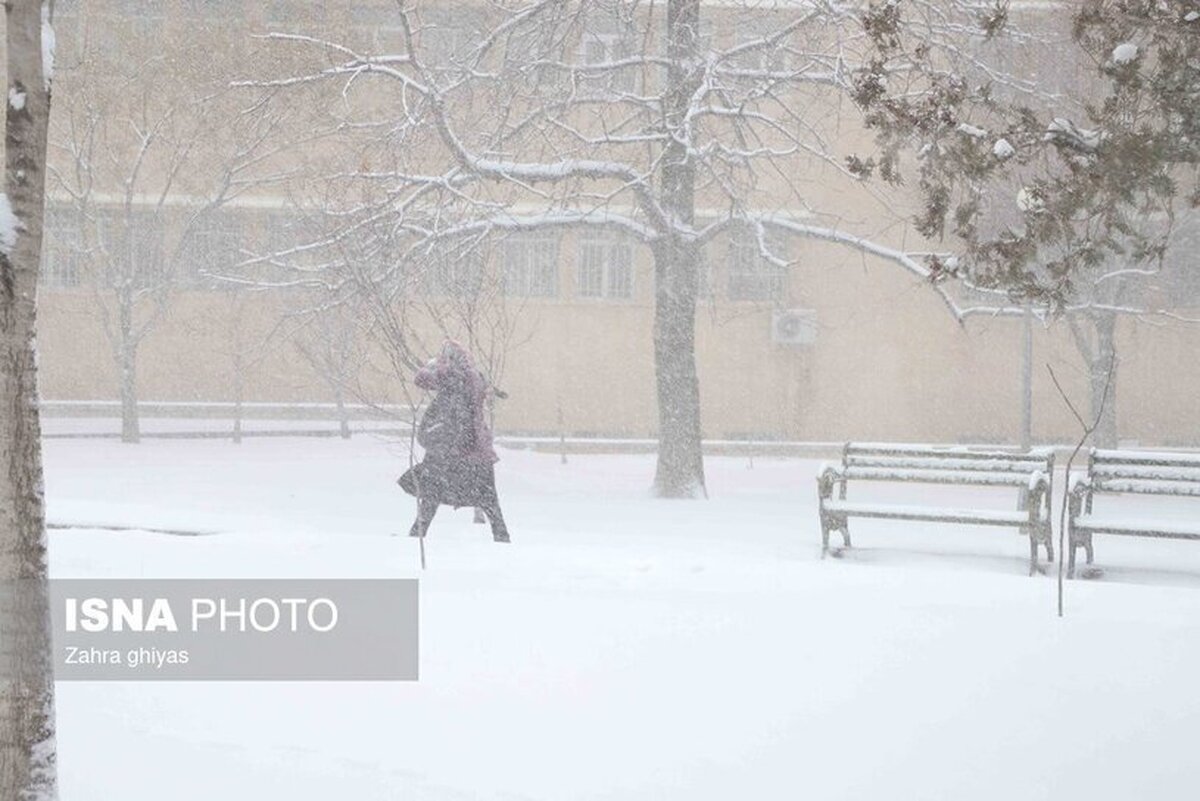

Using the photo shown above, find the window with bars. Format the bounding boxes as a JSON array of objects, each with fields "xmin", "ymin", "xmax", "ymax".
[
  {"xmin": 92, "ymin": 209, "xmax": 166, "ymax": 290},
  {"xmin": 423, "ymin": 248, "xmax": 485, "ymax": 297},
  {"xmin": 41, "ymin": 207, "xmax": 84, "ymax": 289},
  {"xmin": 727, "ymin": 226, "xmax": 787, "ymax": 302},
  {"xmin": 502, "ymin": 235, "xmax": 559, "ymax": 298},
  {"xmin": 502, "ymin": 15, "xmax": 566, "ymax": 92},
  {"xmin": 578, "ymin": 31, "xmax": 638, "ymax": 96},
  {"xmin": 182, "ymin": 212, "xmax": 243, "ymax": 290},
  {"xmin": 578, "ymin": 237, "xmax": 634, "ymax": 300}
]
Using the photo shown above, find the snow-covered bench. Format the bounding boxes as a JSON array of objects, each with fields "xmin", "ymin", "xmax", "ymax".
[
  {"xmin": 1067, "ymin": 449, "xmax": 1200, "ymax": 577},
  {"xmin": 817, "ymin": 443, "xmax": 1055, "ymax": 575}
]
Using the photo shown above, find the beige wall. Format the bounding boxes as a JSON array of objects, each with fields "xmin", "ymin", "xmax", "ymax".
[
  {"xmin": 37, "ymin": 230, "xmax": 1200, "ymax": 448},
  {"xmin": 27, "ymin": 1, "xmax": 1200, "ymax": 446}
]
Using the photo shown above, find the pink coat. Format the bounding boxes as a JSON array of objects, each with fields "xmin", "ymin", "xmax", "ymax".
[{"xmin": 415, "ymin": 342, "xmax": 498, "ymax": 463}]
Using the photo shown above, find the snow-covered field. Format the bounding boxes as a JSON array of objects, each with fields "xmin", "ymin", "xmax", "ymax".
[
  {"xmin": 41, "ymin": 416, "xmax": 406, "ymax": 438},
  {"xmin": 44, "ymin": 434, "xmax": 1200, "ymax": 801}
]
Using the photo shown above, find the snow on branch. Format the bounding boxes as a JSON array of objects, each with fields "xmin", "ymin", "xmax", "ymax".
[
  {"xmin": 749, "ymin": 213, "xmax": 1029, "ymax": 323},
  {"xmin": 411, "ymin": 209, "xmax": 659, "ymax": 244}
]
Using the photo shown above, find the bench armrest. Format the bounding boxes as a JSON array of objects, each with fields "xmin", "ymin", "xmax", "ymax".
[
  {"xmin": 1068, "ymin": 475, "xmax": 1092, "ymax": 518},
  {"xmin": 816, "ymin": 464, "xmax": 846, "ymax": 502},
  {"xmin": 1026, "ymin": 470, "xmax": 1052, "ymax": 521}
]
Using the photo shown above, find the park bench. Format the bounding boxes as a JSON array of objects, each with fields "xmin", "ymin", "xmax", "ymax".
[
  {"xmin": 1067, "ymin": 448, "xmax": 1200, "ymax": 577},
  {"xmin": 817, "ymin": 443, "xmax": 1055, "ymax": 575}
]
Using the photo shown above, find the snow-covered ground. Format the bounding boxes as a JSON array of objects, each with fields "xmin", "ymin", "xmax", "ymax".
[
  {"xmin": 44, "ymin": 434, "xmax": 1200, "ymax": 801},
  {"xmin": 42, "ymin": 415, "xmax": 406, "ymax": 438}
]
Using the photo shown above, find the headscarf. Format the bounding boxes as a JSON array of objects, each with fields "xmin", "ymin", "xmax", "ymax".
[{"xmin": 414, "ymin": 340, "xmax": 498, "ymax": 463}]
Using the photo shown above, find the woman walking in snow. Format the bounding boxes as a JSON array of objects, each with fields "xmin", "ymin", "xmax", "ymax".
[{"xmin": 399, "ymin": 341, "xmax": 510, "ymax": 543}]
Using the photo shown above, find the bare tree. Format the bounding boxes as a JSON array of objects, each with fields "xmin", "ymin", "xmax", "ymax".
[
  {"xmin": 0, "ymin": 2, "xmax": 59, "ymax": 798},
  {"xmin": 292, "ymin": 301, "xmax": 365, "ymax": 440},
  {"xmin": 230, "ymin": 181, "xmax": 527, "ymax": 443},
  {"xmin": 47, "ymin": 51, "xmax": 292, "ymax": 442},
  {"xmin": 248, "ymin": 0, "xmax": 1030, "ymax": 496},
  {"xmin": 1069, "ymin": 209, "xmax": 1200, "ymax": 448}
]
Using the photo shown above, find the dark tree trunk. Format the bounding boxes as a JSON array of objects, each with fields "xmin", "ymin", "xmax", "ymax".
[
  {"xmin": 652, "ymin": 0, "xmax": 706, "ymax": 498},
  {"xmin": 651, "ymin": 239, "xmax": 705, "ymax": 497},
  {"xmin": 0, "ymin": 2, "xmax": 59, "ymax": 798},
  {"xmin": 118, "ymin": 333, "xmax": 140, "ymax": 444},
  {"xmin": 1090, "ymin": 312, "xmax": 1118, "ymax": 450}
]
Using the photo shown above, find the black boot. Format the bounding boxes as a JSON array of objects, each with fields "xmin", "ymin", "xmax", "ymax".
[
  {"xmin": 409, "ymin": 498, "xmax": 437, "ymax": 538},
  {"xmin": 482, "ymin": 502, "xmax": 510, "ymax": 542}
]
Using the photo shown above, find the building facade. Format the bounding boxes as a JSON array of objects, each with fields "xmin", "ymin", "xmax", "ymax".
[{"xmin": 27, "ymin": 1, "xmax": 1200, "ymax": 447}]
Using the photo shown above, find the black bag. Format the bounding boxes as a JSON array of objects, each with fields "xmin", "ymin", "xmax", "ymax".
[{"xmin": 417, "ymin": 390, "xmax": 471, "ymax": 454}]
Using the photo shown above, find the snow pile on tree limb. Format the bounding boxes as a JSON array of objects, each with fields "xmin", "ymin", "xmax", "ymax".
[
  {"xmin": 992, "ymin": 138, "xmax": 1015, "ymax": 160},
  {"xmin": 1111, "ymin": 42, "xmax": 1138, "ymax": 64},
  {"xmin": 9, "ymin": 87, "xmax": 26, "ymax": 111},
  {"xmin": 1045, "ymin": 117, "xmax": 1105, "ymax": 152},
  {"xmin": 0, "ymin": 193, "xmax": 20, "ymax": 256}
]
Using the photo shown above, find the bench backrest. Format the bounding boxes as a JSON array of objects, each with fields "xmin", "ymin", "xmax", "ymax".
[
  {"xmin": 842, "ymin": 443, "xmax": 1054, "ymax": 488},
  {"xmin": 1088, "ymin": 448, "xmax": 1200, "ymax": 498}
]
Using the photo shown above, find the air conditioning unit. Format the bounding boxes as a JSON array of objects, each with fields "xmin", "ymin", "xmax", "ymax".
[{"xmin": 771, "ymin": 309, "xmax": 817, "ymax": 346}]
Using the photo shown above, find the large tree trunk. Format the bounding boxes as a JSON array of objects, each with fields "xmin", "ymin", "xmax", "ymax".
[
  {"xmin": 651, "ymin": 239, "xmax": 705, "ymax": 497},
  {"xmin": 652, "ymin": 0, "xmax": 706, "ymax": 498},
  {"xmin": 0, "ymin": 2, "xmax": 60, "ymax": 799}
]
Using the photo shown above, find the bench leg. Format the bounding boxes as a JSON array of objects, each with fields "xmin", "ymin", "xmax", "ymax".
[
  {"xmin": 819, "ymin": 512, "xmax": 849, "ymax": 558},
  {"xmin": 1024, "ymin": 524, "xmax": 1051, "ymax": 576},
  {"xmin": 1064, "ymin": 533, "xmax": 1095, "ymax": 578}
]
